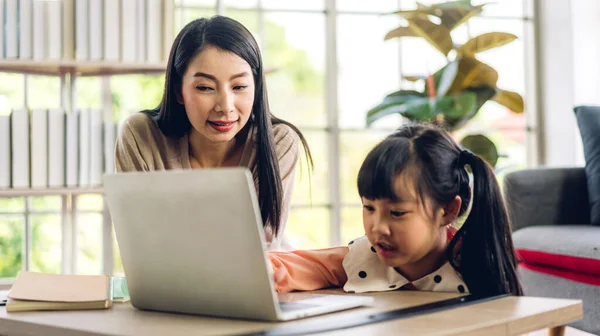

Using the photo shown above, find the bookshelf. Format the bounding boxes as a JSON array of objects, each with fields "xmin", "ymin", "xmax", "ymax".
[
  {"xmin": 0, "ymin": 0, "xmax": 177, "ymax": 279},
  {"xmin": 0, "ymin": 60, "xmax": 166, "ymax": 77},
  {"xmin": 0, "ymin": 187, "xmax": 104, "ymax": 197}
]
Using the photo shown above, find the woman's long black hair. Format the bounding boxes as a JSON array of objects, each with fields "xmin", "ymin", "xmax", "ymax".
[
  {"xmin": 143, "ymin": 16, "xmax": 312, "ymax": 236},
  {"xmin": 357, "ymin": 123, "xmax": 523, "ymax": 297}
]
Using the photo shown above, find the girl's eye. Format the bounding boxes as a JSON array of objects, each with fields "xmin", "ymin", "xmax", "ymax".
[
  {"xmin": 196, "ymin": 86, "xmax": 213, "ymax": 92},
  {"xmin": 233, "ymin": 85, "xmax": 248, "ymax": 91},
  {"xmin": 390, "ymin": 211, "xmax": 407, "ymax": 218},
  {"xmin": 363, "ymin": 205, "xmax": 375, "ymax": 212}
]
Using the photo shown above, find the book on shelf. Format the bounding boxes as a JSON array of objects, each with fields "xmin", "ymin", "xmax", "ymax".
[
  {"xmin": 46, "ymin": 0, "xmax": 63, "ymax": 60},
  {"xmin": 32, "ymin": 0, "xmax": 45, "ymax": 61},
  {"xmin": 0, "ymin": 115, "xmax": 9, "ymax": 189},
  {"xmin": 66, "ymin": 110, "xmax": 80, "ymax": 187},
  {"xmin": 48, "ymin": 108, "xmax": 66, "ymax": 187},
  {"xmin": 6, "ymin": 271, "xmax": 112, "ymax": 312},
  {"xmin": 19, "ymin": 0, "xmax": 33, "ymax": 60},
  {"xmin": 30, "ymin": 109, "xmax": 48, "ymax": 188},
  {"xmin": 10, "ymin": 109, "xmax": 29, "ymax": 188}
]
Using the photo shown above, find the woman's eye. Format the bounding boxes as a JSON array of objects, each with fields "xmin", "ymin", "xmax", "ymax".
[
  {"xmin": 390, "ymin": 211, "xmax": 406, "ymax": 218},
  {"xmin": 196, "ymin": 86, "xmax": 213, "ymax": 92},
  {"xmin": 233, "ymin": 85, "xmax": 248, "ymax": 91}
]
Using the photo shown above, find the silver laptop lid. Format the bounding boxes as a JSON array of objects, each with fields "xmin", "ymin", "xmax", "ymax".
[{"xmin": 103, "ymin": 168, "xmax": 281, "ymax": 320}]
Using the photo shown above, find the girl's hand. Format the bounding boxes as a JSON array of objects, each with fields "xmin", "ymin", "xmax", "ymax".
[{"xmin": 273, "ymin": 266, "xmax": 287, "ymax": 289}]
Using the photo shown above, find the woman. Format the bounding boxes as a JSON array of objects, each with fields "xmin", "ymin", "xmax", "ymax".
[{"xmin": 115, "ymin": 16, "xmax": 312, "ymax": 251}]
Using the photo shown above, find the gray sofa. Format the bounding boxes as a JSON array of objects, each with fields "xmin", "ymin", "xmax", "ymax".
[{"xmin": 504, "ymin": 167, "xmax": 600, "ymax": 334}]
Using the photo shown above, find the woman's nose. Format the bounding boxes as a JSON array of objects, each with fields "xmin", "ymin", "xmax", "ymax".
[{"xmin": 215, "ymin": 90, "xmax": 234, "ymax": 114}]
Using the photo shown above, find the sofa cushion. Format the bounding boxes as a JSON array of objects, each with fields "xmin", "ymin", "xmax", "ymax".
[
  {"xmin": 513, "ymin": 226, "xmax": 600, "ymax": 285},
  {"xmin": 574, "ymin": 106, "xmax": 600, "ymax": 226}
]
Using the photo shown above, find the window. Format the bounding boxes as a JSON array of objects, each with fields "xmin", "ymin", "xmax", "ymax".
[{"xmin": 0, "ymin": 0, "xmax": 536, "ymax": 280}]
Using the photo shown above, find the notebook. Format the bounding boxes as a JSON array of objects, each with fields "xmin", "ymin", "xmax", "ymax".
[{"xmin": 6, "ymin": 271, "xmax": 112, "ymax": 312}]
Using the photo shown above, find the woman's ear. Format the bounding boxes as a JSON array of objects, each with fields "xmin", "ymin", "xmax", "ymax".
[
  {"xmin": 175, "ymin": 82, "xmax": 184, "ymax": 104},
  {"xmin": 441, "ymin": 196, "xmax": 462, "ymax": 226}
]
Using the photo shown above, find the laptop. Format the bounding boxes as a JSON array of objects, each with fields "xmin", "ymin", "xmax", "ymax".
[{"xmin": 103, "ymin": 168, "xmax": 373, "ymax": 321}]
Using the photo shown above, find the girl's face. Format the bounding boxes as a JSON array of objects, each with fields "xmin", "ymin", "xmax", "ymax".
[
  {"xmin": 362, "ymin": 174, "xmax": 459, "ymax": 275},
  {"xmin": 180, "ymin": 46, "xmax": 255, "ymax": 143}
]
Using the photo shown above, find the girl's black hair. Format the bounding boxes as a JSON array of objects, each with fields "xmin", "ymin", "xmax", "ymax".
[
  {"xmin": 143, "ymin": 15, "xmax": 313, "ymax": 236},
  {"xmin": 357, "ymin": 123, "xmax": 523, "ymax": 297}
]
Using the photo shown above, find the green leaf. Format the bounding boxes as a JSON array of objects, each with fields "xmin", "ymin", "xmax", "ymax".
[
  {"xmin": 384, "ymin": 26, "xmax": 419, "ymax": 40},
  {"xmin": 437, "ymin": 5, "xmax": 484, "ymax": 30},
  {"xmin": 386, "ymin": 89, "xmax": 424, "ymax": 98},
  {"xmin": 438, "ymin": 92, "xmax": 478, "ymax": 118},
  {"xmin": 366, "ymin": 95, "xmax": 428, "ymax": 125},
  {"xmin": 403, "ymin": 75, "xmax": 426, "ymax": 82},
  {"xmin": 457, "ymin": 32, "xmax": 518, "ymax": 55},
  {"xmin": 405, "ymin": 16, "xmax": 453, "ymax": 56},
  {"xmin": 449, "ymin": 56, "xmax": 498, "ymax": 94},
  {"xmin": 446, "ymin": 85, "xmax": 496, "ymax": 130},
  {"xmin": 460, "ymin": 134, "xmax": 499, "ymax": 167},
  {"xmin": 367, "ymin": 91, "xmax": 479, "ymax": 127},
  {"xmin": 430, "ymin": 0, "xmax": 473, "ymax": 9},
  {"xmin": 492, "ymin": 88, "xmax": 524, "ymax": 113},
  {"xmin": 436, "ymin": 59, "xmax": 460, "ymax": 97}
]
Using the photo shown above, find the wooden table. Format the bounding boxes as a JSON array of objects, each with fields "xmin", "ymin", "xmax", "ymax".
[{"xmin": 0, "ymin": 289, "xmax": 583, "ymax": 336}]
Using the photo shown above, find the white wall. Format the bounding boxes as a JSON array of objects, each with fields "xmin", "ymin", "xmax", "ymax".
[
  {"xmin": 536, "ymin": 0, "xmax": 600, "ymax": 167},
  {"xmin": 570, "ymin": 0, "xmax": 600, "ymax": 166},
  {"xmin": 535, "ymin": 0, "xmax": 576, "ymax": 167}
]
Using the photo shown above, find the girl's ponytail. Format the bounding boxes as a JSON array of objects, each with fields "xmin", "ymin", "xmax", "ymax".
[{"xmin": 449, "ymin": 150, "xmax": 523, "ymax": 297}]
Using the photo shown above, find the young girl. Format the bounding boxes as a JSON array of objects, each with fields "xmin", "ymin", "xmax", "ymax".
[{"xmin": 269, "ymin": 123, "xmax": 523, "ymax": 297}]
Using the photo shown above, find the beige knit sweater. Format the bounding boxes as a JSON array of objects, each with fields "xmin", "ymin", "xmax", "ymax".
[{"xmin": 114, "ymin": 112, "xmax": 299, "ymax": 251}]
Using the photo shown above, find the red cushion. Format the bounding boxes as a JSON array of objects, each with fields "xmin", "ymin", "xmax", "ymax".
[{"xmin": 517, "ymin": 249, "xmax": 600, "ymax": 286}]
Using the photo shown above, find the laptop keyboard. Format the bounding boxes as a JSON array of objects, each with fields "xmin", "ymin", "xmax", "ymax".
[
  {"xmin": 278, "ymin": 301, "xmax": 320, "ymax": 312},
  {"xmin": 277, "ymin": 293, "xmax": 327, "ymax": 312}
]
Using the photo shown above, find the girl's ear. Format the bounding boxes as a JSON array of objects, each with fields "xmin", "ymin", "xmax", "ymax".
[{"xmin": 441, "ymin": 196, "xmax": 462, "ymax": 226}]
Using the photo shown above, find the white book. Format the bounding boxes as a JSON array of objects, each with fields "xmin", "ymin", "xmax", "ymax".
[
  {"xmin": 10, "ymin": 109, "xmax": 29, "ymax": 188},
  {"xmin": 48, "ymin": 108, "xmax": 65, "ymax": 187},
  {"xmin": 103, "ymin": 0, "xmax": 119, "ymax": 61},
  {"xmin": 121, "ymin": 0, "xmax": 136, "ymax": 62},
  {"xmin": 75, "ymin": 0, "xmax": 89, "ymax": 60},
  {"xmin": 89, "ymin": 110, "xmax": 103, "ymax": 186},
  {"xmin": 65, "ymin": 111, "xmax": 79, "ymax": 187},
  {"xmin": 78, "ymin": 109, "xmax": 90, "ymax": 187},
  {"xmin": 136, "ymin": 0, "xmax": 146, "ymax": 62},
  {"xmin": 0, "ymin": 115, "xmax": 10, "ymax": 188},
  {"xmin": 88, "ymin": 0, "xmax": 103, "ymax": 60},
  {"xmin": 5, "ymin": 0, "xmax": 18, "ymax": 58},
  {"xmin": 30, "ymin": 109, "xmax": 48, "ymax": 188},
  {"xmin": 104, "ymin": 120, "xmax": 115, "ymax": 175},
  {"xmin": 62, "ymin": 0, "xmax": 75, "ymax": 60},
  {"xmin": 46, "ymin": 0, "xmax": 62, "ymax": 60},
  {"xmin": 32, "ymin": 0, "xmax": 46, "ymax": 60},
  {"xmin": 0, "ymin": 0, "xmax": 5, "ymax": 58},
  {"xmin": 146, "ymin": 0, "xmax": 161, "ymax": 63},
  {"xmin": 18, "ymin": 0, "xmax": 32, "ymax": 59}
]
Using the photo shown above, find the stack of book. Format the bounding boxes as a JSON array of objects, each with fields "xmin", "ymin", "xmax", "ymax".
[{"xmin": 5, "ymin": 271, "xmax": 112, "ymax": 312}]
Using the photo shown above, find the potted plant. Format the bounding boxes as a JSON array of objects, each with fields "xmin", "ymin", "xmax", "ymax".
[{"xmin": 366, "ymin": 0, "xmax": 524, "ymax": 167}]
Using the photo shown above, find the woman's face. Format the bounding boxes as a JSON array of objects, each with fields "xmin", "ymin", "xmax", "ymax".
[{"xmin": 180, "ymin": 45, "xmax": 255, "ymax": 143}]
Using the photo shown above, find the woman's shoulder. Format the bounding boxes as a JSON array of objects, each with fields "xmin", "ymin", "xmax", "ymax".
[
  {"xmin": 272, "ymin": 122, "xmax": 299, "ymax": 151},
  {"xmin": 119, "ymin": 112, "xmax": 164, "ymax": 141},
  {"xmin": 122, "ymin": 112, "xmax": 157, "ymax": 134}
]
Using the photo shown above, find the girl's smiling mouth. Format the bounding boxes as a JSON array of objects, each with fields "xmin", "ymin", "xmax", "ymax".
[{"xmin": 375, "ymin": 241, "xmax": 398, "ymax": 258}]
